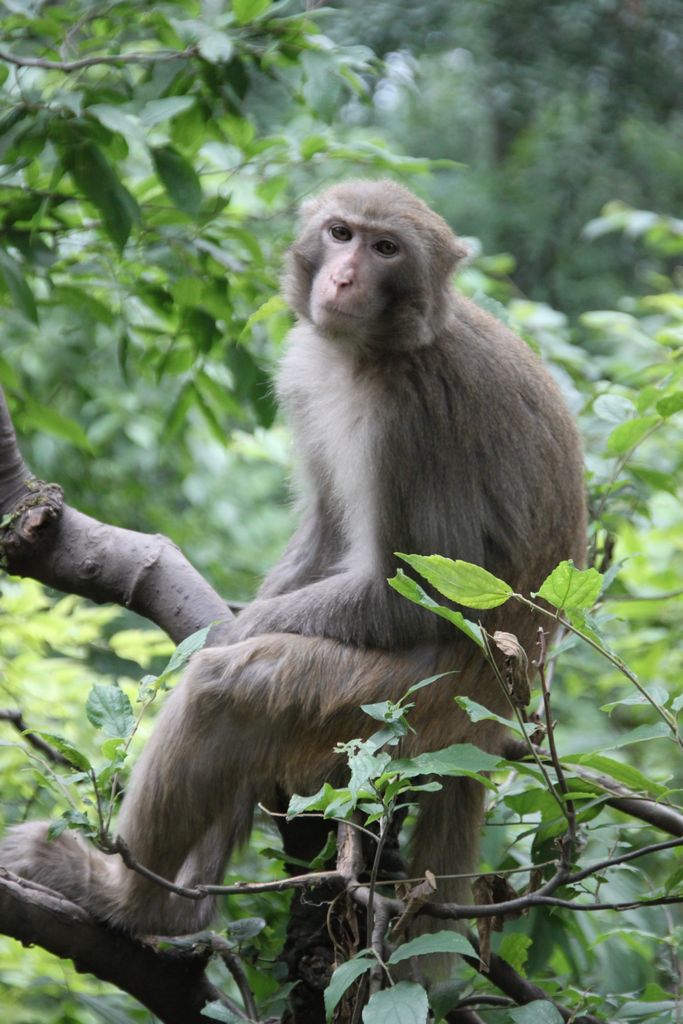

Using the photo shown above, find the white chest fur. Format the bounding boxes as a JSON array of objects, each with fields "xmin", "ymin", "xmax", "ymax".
[{"xmin": 278, "ymin": 326, "xmax": 380, "ymax": 572}]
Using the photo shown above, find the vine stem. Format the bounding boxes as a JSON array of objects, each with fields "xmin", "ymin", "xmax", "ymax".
[{"xmin": 514, "ymin": 594, "xmax": 680, "ymax": 743}]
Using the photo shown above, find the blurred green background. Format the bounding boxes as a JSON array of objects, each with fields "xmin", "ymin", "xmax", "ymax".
[{"xmin": 0, "ymin": 1, "xmax": 681, "ymax": 1021}]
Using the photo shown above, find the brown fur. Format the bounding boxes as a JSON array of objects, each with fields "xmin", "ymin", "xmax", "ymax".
[{"xmin": 0, "ymin": 180, "xmax": 585, "ymax": 937}]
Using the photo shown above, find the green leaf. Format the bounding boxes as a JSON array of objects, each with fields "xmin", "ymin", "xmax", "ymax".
[
  {"xmin": 397, "ymin": 554, "xmax": 512, "ymax": 609},
  {"xmin": 300, "ymin": 134, "xmax": 329, "ymax": 159},
  {"xmin": 200, "ymin": 1002, "xmax": 244, "ymax": 1022},
  {"xmin": 33, "ymin": 733, "xmax": 92, "ymax": 773},
  {"xmin": 347, "ymin": 744, "xmax": 391, "ymax": 798},
  {"xmin": 233, "ymin": 0, "xmax": 272, "ymax": 25},
  {"xmin": 388, "ymin": 571, "xmax": 484, "ymax": 647},
  {"xmin": 240, "ymin": 294, "xmax": 288, "ymax": 334},
  {"xmin": 600, "ymin": 684, "xmax": 669, "ymax": 712},
  {"xmin": 324, "ymin": 954, "xmax": 374, "ymax": 1021},
  {"xmin": 165, "ymin": 626, "xmax": 211, "ymax": 674},
  {"xmin": 0, "ymin": 247, "xmax": 38, "ymax": 323},
  {"xmin": 100, "ymin": 737, "xmax": 126, "ymax": 762},
  {"xmin": 140, "ymin": 97, "xmax": 196, "ymax": 127},
  {"xmin": 47, "ymin": 819, "xmax": 70, "ymax": 840},
  {"xmin": 390, "ymin": 743, "xmax": 501, "ymax": 782},
  {"xmin": 362, "ymin": 981, "xmax": 428, "ymax": 1023},
  {"xmin": 404, "ymin": 671, "xmax": 456, "ymax": 697},
  {"xmin": 87, "ymin": 104, "xmax": 145, "ymax": 145},
  {"xmin": 606, "ymin": 415, "xmax": 661, "ymax": 455},
  {"xmin": 288, "ymin": 782, "xmax": 335, "ymax": 818},
  {"xmin": 600, "ymin": 722, "xmax": 671, "ymax": 750},
  {"xmin": 536, "ymin": 561, "xmax": 603, "ymax": 610},
  {"xmin": 227, "ymin": 917, "xmax": 266, "ymax": 942},
  {"xmin": 183, "ymin": 309, "xmax": 219, "ymax": 352},
  {"xmin": 505, "ymin": 788, "xmax": 558, "ymax": 818},
  {"xmin": 498, "ymin": 932, "xmax": 532, "ymax": 975},
  {"xmin": 151, "ymin": 145, "xmax": 203, "ymax": 216},
  {"xmin": 656, "ymin": 390, "xmax": 683, "ymax": 417},
  {"xmin": 454, "ymin": 696, "xmax": 523, "ymax": 734},
  {"xmin": 197, "ymin": 31, "xmax": 234, "ymax": 63},
  {"xmin": 361, "ymin": 700, "xmax": 398, "ymax": 723},
  {"xmin": 323, "ymin": 793, "xmax": 354, "ymax": 819},
  {"xmin": 509, "ymin": 1000, "xmax": 564, "ymax": 1024},
  {"xmin": 387, "ymin": 931, "xmax": 476, "ymax": 964},
  {"xmin": 85, "ymin": 685, "xmax": 135, "ymax": 739},
  {"xmin": 563, "ymin": 753, "xmax": 668, "ymax": 798},
  {"xmin": 593, "ymin": 393, "xmax": 637, "ymax": 424},
  {"xmin": 66, "ymin": 142, "xmax": 139, "ymax": 251},
  {"xmin": 21, "ymin": 398, "xmax": 92, "ymax": 451}
]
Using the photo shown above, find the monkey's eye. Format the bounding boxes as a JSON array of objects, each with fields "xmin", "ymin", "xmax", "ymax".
[
  {"xmin": 373, "ymin": 239, "xmax": 399, "ymax": 257},
  {"xmin": 329, "ymin": 224, "xmax": 352, "ymax": 242}
]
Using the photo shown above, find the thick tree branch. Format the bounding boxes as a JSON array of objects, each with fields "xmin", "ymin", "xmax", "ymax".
[
  {"xmin": 606, "ymin": 795, "xmax": 683, "ymax": 836},
  {"xmin": 0, "ymin": 388, "xmax": 232, "ymax": 644},
  {"xmin": 476, "ymin": 946, "xmax": 601, "ymax": 1024},
  {"xmin": 505, "ymin": 740, "xmax": 683, "ymax": 837},
  {"xmin": 0, "ymin": 870, "xmax": 237, "ymax": 1024}
]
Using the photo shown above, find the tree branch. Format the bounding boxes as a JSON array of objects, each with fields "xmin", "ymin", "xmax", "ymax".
[
  {"xmin": 504, "ymin": 739, "xmax": 683, "ymax": 838},
  {"xmin": 0, "ymin": 870, "xmax": 236, "ymax": 1024},
  {"xmin": 0, "ymin": 387, "xmax": 232, "ymax": 644},
  {"xmin": 477, "ymin": 945, "xmax": 602, "ymax": 1024},
  {"xmin": 606, "ymin": 795, "xmax": 683, "ymax": 836},
  {"xmin": 0, "ymin": 708, "xmax": 72, "ymax": 766},
  {"xmin": 0, "ymin": 46, "xmax": 198, "ymax": 73}
]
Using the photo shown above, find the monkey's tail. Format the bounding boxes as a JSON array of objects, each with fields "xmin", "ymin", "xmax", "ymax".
[
  {"xmin": 1, "ymin": 821, "xmax": 124, "ymax": 917},
  {"xmin": 0, "ymin": 821, "xmax": 218, "ymax": 934},
  {"xmin": 407, "ymin": 776, "xmax": 485, "ymax": 974}
]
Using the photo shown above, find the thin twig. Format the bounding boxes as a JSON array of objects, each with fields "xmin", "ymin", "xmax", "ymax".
[
  {"xmin": 0, "ymin": 709, "xmax": 72, "ymax": 766},
  {"xmin": 364, "ymin": 806, "xmax": 393, "ymax": 951},
  {"xmin": 426, "ymin": 890, "xmax": 683, "ymax": 920},
  {"xmin": 567, "ymin": 836, "xmax": 683, "ymax": 886},
  {"xmin": 515, "ymin": 593, "xmax": 679, "ymax": 740},
  {"xmin": 109, "ymin": 835, "xmax": 343, "ymax": 900},
  {"xmin": 211, "ymin": 937, "xmax": 257, "ymax": 1021},
  {"xmin": 452, "ymin": 995, "xmax": 513, "ymax": 1009},
  {"xmin": 480, "ymin": 629, "xmax": 568, "ymax": 820},
  {"xmin": 537, "ymin": 627, "xmax": 577, "ymax": 863},
  {"xmin": 0, "ymin": 46, "xmax": 198, "ymax": 73},
  {"xmin": 604, "ymin": 588, "xmax": 683, "ymax": 602}
]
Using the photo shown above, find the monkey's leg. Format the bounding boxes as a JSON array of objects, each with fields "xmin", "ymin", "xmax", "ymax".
[
  {"xmin": 0, "ymin": 635, "xmax": 375, "ymax": 934},
  {"xmin": 0, "ymin": 634, "xmax": 492, "ymax": 936},
  {"xmin": 0, "ymin": 639, "xmax": 286, "ymax": 934}
]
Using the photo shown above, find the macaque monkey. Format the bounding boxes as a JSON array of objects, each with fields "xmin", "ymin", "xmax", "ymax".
[{"xmin": 1, "ymin": 180, "xmax": 585, "ymax": 938}]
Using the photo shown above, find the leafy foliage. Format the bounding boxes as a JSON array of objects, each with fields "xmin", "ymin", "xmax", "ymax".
[
  {"xmin": 1, "ymin": 2, "xmax": 682, "ymax": 1023},
  {"xmin": 0, "ymin": 0, "xmax": 406, "ymax": 598}
]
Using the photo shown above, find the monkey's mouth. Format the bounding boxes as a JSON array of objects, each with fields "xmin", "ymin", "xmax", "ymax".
[{"xmin": 321, "ymin": 303, "xmax": 362, "ymax": 320}]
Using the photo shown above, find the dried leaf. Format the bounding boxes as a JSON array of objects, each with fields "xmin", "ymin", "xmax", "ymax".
[
  {"xmin": 473, "ymin": 876, "xmax": 493, "ymax": 970},
  {"xmin": 493, "ymin": 630, "xmax": 531, "ymax": 707},
  {"xmin": 390, "ymin": 871, "xmax": 438, "ymax": 941}
]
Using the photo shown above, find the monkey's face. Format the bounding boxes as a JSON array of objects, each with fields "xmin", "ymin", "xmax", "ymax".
[
  {"xmin": 283, "ymin": 180, "xmax": 468, "ymax": 353},
  {"xmin": 306, "ymin": 217, "xmax": 404, "ymax": 340}
]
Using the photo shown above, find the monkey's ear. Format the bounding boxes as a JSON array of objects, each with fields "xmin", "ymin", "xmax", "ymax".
[
  {"xmin": 433, "ymin": 229, "xmax": 470, "ymax": 279},
  {"xmin": 449, "ymin": 234, "xmax": 470, "ymax": 270}
]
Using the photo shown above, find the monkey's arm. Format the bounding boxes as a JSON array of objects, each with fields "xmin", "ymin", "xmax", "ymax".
[
  {"xmin": 256, "ymin": 505, "xmax": 343, "ymax": 599},
  {"xmin": 229, "ymin": 569, "xmax": 428, "ymax": 649}
]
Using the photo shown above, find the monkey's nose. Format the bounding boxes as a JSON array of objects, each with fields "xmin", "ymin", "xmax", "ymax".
[{"xmin": 332, "ymin": 268, "xmax": 354, "ymax": 289}]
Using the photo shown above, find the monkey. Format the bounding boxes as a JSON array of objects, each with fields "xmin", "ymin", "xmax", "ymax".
[{"xmin": 0, "ymin": 180, "xmax": 586, "ymax": 939}]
